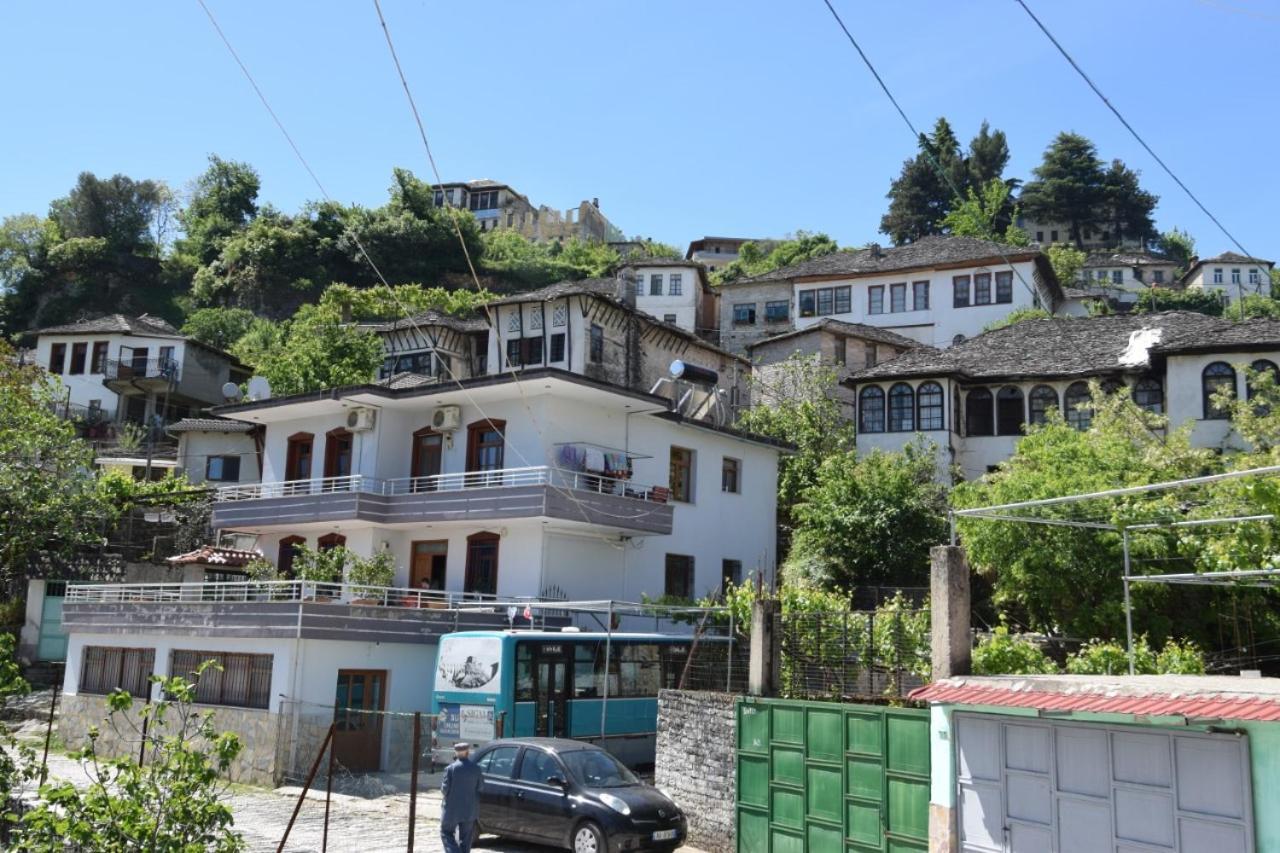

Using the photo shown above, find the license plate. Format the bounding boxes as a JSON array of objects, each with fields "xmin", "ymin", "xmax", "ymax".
[{"xmin": 652, "ymin": 830, "xmax": 678, "ymax": 841}]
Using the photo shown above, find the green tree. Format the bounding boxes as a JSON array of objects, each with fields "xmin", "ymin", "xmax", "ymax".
[
  {"xmin": 180, "ymin": 306, "xmax": 258, "ymax": 351},
  {"xmin": 788, "ymin": 440, "xmax": 948, "ymax": 590},
  {"xmin": 971, "ymin": 626, "xmax": 1058, "ymax": 675},
  {"xmin": 176, "ymin": 155, "xmax": 261, "ymax": 267},
  {"xmin": 1223, "ymin": 293, "xmax": 1280, "ymax": 320},
  {"xmin": 1045, "ymin": 243, "xmax": 1088, "ymax": 287},
  {"xmin": 941, "ymin": 179, "xmax": 1029, "ymax": 245},
  {"xmin": 15, "ymin": 664, "xmax": 244, "ymax": 851},
  {"xmin": 249, "ymin": 302, "xmax": 383, "ymax": 396},
  {"xmin": 983, "ymin": 306, "xmax": 1051, "ymax": 332},
  {"xmin": 713, "ymin": 232, "xmax": 839, "ymax": 284},
  {"xmin": 1132, "ymin": 287, "xmax": 1224, "ymax": 316},
  {"xmin": 1155, "ymin": 228, "xmax": 1196, "ymax": 273},
  {"xmin": 1019, "ymin": 132, "xmax": 1108, "ymax": 249},
  {"xmin": 1101, "ymin": 160, "xmax": 1158, "ymax": 246},
  {"xmin": 48, "ymin": 172, "xmax": 170, "ymax": 255}
]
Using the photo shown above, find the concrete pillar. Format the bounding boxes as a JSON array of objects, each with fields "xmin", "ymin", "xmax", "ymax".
[
  {"xmin": 748, "ymin": 598, "xmax": 780, "ymax": 696},
  {"xmin": 930, "ymin": 545, "xmax": 971, "ymax": 679}
]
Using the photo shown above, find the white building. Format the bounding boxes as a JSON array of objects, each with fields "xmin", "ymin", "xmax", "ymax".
[
  {"xmin": 685, "ymin": 236, "xmax": 759, "ymax": 276},
  {"xmin": 845, "ymin": 311, "xmax": 1280, "ymax": 481},
  {"xmin": 620, "ymin": 259, "xmax": 715, "ymax": 337},
  {"xmin": 169, "ymin": 417, "xmax": 260, "ymax": 487},
  {"xmin": 1180, "ymin": 252, "xmax": 1275, "ymax": 305},
  {"xmin": 1078, "ymin": 251, "xmax": 1180, "ymax": 306}
]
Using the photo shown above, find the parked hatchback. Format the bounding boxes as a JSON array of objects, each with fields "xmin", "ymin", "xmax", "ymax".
[{"xmin": 472, "ymin": 738, "xmax": 687, "ymax": 852}]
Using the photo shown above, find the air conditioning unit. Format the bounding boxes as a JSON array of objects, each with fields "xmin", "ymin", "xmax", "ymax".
[
  {"xmin": 431, "ymin": 405, "xmax": 462, "ymax": 432},
  {"xmin": 346, "ymin": 407, "xmax": 377, "ymax": 432}
]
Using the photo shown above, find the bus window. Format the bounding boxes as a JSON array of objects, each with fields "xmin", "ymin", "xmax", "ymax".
[
  {"xmin": 574, "ymin": 642, "xmax": 600, "ymax": 697},
  {"xmin": 516, "ymin": 644, "xmax": 534, "ymax": 701},
  {"xmin": 619, "ymin": 644, "xmax": 660, "ymax": 697},
  {"xmin": 661, "ymin": 645, "xmax": 691, "ymax": 690}
]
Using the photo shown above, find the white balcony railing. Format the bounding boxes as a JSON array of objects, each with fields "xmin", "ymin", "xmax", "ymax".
[{"xmin": 214, "ymin": 466, "xmax": 669, "ymax": 504}]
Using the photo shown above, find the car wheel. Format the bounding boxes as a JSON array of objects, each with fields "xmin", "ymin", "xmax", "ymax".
[{"xmin": 572, "ymin": 820, "xmax": 606, "ymax": 853}]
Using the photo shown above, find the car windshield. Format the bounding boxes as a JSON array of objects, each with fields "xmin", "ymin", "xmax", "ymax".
[{"xmin": 561, "ymin": 749, "xmax": 638, "ymax": 789}]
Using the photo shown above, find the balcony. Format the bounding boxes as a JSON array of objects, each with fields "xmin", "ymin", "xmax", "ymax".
[
  {"xmin": 62, "ymin": 580, "xmax": 568, "ymax": 644},
  {"xmin": 103, "ymin": 357, "xmax": 181, "ymax": 387},
  {"xmin": 211, "ymin": 466, "xmax": 674, "ymax": 535}
]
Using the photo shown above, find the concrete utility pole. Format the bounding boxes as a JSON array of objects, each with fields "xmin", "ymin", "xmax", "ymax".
[
  {"xmin": 930, "ymin": 545, "xmax": 971, "ymax": 679},
  {"xmin": 748, "ymin": 598, "xmax": 780, "ymax": 696}
]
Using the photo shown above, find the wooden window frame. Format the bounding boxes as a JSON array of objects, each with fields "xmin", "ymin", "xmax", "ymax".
[
  {"xmin": 90, "ymin": 341, "xmax": 109, "ymax": 374},
  {"xmin": 69, "ymin": 342, "xmax": 88, "ymax": 374},
  {"xmin": 317, "ymin": 532, "xmax": 346, "ymax": 551},
  {"xmin": 721, "ymin": 457, "xmax": 741, "ymax": 494},
  {"xmin": 323, "ymin": 427, "xmax": 353, "ymax": 479},
  {"xmin": 664, "ymin": 554, "xmax": 695, "ymax": 599},
  {"xmin": 464, "ymin": 531, "xmax": 500, "ymax": 596},
  {"xmin": 285, "ymin": 432, "xmax": 315, "ymax": 481},
  {"xmin": 465, "ymin": 418, "xmax": 506, "ymax": 473},
  {"xmin": 277, "ymin": 535, "xmax": 306, "ymax": 578},
  {"xmin": 669, "ymin": 446, "xmax": 694, "ymax": 503},
  {"xmin": 49, "ymin": 342, "xmax": 66, "ymax": 374}
]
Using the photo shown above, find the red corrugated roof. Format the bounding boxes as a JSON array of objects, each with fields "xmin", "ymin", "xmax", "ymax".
[
  {"xmin": 166, "ymin": 545, "xmax": 262, "ymax": 568},
  {"xmin": 911, "ymin": 682, "xmax": 1280, "ymax": 722}
]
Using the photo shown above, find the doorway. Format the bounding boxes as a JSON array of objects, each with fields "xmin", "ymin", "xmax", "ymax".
[
  {"xmin": 410, "ymin": 540, "xmax": 447, "ymax": 592},
  {"xmin": 324, "ymin": 428, "xmax": 353, "ymax": 489},
  {"xmin": 464, "ymin": 532, "xmax": 499, "ymax": 596},
  {"xmin": 530, "ymin": 645, "xmax": 570, "ymax": 739},
  {"xmin": 411, "ymin": 428, "xmax": 443, "ymax": 492},
  {"xmin": 333, "ymin": 669, "xmax": 387, "ymax": 772}
]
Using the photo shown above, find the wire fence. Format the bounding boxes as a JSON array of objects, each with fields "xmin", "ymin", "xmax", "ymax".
[{"xmin": 775, "ymin": 608, "xmax": 930, "ymax": 701}]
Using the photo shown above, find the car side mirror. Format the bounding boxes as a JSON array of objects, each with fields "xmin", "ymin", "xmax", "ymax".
[{"xmin": 546, "ymin": 775, "xmax": 569, "ymax": 789}]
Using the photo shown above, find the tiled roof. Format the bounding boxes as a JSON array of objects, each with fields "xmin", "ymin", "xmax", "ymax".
[
  {"xmin": 166, "ymin": 545, "xmax": 262, "ymax": 568},
  {"xmin": 35, "ymin": 313, "xmax": 181, "ymax": 337},
  {"xmin": 376, "ymin": 371, "xmax": 443, "ymax": 390},
  {"xmin": 168, "ymin": 417, "xmax": 254, "ymax": 433},
  {"xmin": 845, "ymin": 311, "xmax": 1280, "ymax": 383},
  {"xmin": 1200, "ymin": 251, "xmax": 1274, "ymax": 266},
  {"xmin": 912, "ymin": 675, "xmax": 1280, "ymax": 722},
  {"xmin": 619, "ymin": 257, "xmax": 703, "ymax": 269},
  {"xmin": 747, "ymin": 319, "xmax": 922, "ymax": 351},
  {"xmin": 1082, "ymin": 251, "xmax": 1177, "ymax": 268},
  {"xmin": 725, "ymin": 236, "xmax": 1042, "ymax": 286},
  {"xmin": 369, "ymin": 310, "xmax": 487, "ymax": 334}
]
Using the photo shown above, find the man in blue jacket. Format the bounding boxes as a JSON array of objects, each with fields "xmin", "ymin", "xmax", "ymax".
[{"xmin": 441, "ymin": 742, "xmax": 484, "ymax": 853}]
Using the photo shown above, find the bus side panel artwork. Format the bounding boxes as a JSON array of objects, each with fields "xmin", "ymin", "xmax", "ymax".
[
  {"xmin": 435, "ymin": 635, "xmax": 503, "ymax": 693},
  {"xmin": 437, "ymin": 703, "xmax": 497, "ymax": 742}
]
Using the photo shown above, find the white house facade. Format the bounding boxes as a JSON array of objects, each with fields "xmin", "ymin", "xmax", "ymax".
[
  {"xmin": 621, "ymin": 259, "xmax": 714, "ymax": 336},
  {"xmin": 1181, "ymin": 252, "xmax": 1275, "ymax": 305}
]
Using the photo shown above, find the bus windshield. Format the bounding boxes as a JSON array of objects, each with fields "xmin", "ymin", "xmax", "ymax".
[{"xmin": 562, "ymin": 748, "xmax": 639, "ymax": 789}]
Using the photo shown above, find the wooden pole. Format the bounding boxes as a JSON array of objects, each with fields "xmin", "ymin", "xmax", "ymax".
[
  {"xmin": 323, "ymin": 718, "xmax": 337, "ymax": 853},
  {"xmin": 407, "ymin": 712, "xmax": 421, "ymax": 853},
  {"xmin": 38, "ymin": 664, "xmax": 63, "ymax": 787},
  {"xmin": 277, "ymin": 723, "xmax": 335, "ymax": 853}
]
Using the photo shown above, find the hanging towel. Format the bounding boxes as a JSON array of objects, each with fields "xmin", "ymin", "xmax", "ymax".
[{"xmin": 585, "ymin": 447, "xmax": 606, "ymax": 472}]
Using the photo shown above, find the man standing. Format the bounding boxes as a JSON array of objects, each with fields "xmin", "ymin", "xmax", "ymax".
[{"xmin": 441, "ymin": 741, "xmax": 483, "ymax": 853}]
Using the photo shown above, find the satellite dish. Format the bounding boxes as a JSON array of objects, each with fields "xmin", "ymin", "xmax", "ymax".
[
  {"xmin": 221, "ymin": 382, "xmax": 242, "ymax": 403},
  {"xmin": 247, "ymin": 376, "xmax": 272, "ymax": 401}
]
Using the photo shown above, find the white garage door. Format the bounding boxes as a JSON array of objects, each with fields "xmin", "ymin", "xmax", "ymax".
[{"xmin": 954, "ymin": 714, "xmax": 1253, "ymax": 853}]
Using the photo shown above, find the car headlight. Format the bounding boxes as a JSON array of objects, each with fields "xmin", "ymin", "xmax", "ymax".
[{"xmin": 599, "ymin": 792, "xmax": 631, "ymax": 816}]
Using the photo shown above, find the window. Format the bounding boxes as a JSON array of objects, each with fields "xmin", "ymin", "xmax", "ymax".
[
  {"xmin": 519, "ymin": 748, "xmax": 564, "ymax": 785},
  {"xmin": 1050, "ymin": 230, "xmax": 1059, "ymax": 242},
  {"xmin": 953, "ymin": 275, "xmax": 971, "ymax": 308},
  {"xmin": 765, "ymin": 301, "xmax": 789, "ymax": 323},
  {"xmin": 550, "ymin": 332, "xmax": 566, "ymax": 363},
  {"xmin": 995, "ymin": 386, "xmax": 1025, "ymax": 436},
  {"xmin": 1112, "ymin": 270, "xmax": 1123, "ymax": 285},
  {"xmin": 80, "ymin": 646, "xmax": 154, "ymax": 698},
  {"xmin": 477, "ymin": 745, "xmax": 519, "ymax": 778},
  {"xmin": 1202, "ymin": 362, "xmax": 1236, "ymax": 419},
  {"xmin": 669, "ymin": 447, "xmax": 694, "ymax": 502},
  {"xmin": 1248, "ymin": 360, "xmax": 1279, "ymax": 399},
  {"xmin": 649, "ymin": 274, "xmax": 663, "ymax": 296},
  {"xmin": 1028, "ymin": 385, "xmax": 1059, "ymax": 425},
  {"xmin": 669, "ymin": 274, "xmax": 683, "ymax": 296},
  {"xmin": 917, "ymin": 381, "xmax": 944, "ymax": 430},
  {"xmin": 317, "ymin": 532, "xmax": 346, "ymax": 551},
  {"xmin": 864, "ymin": 343, "xmax": 877, "ymax": 369},
  {"xmin": 888, "ymin": 383, "xmax": 914, "ymax": 432},
  {"xmin": 890, "ymin": 283, "xmax": 907, "ymax": 313},
  {"xmin": 277, "ymin": 536, "xmax": 305, "ymax": 578},
  {"xmin": 170, "ymin": 650, "xmax": 271, "ymax": 709},
  {"xmin": 323, "ymin": 427, "xmax": 353, "ymax": 479},
  {"xmin": 816, "ymin": 288, "xmax": 834, "ymax": 315},
  {"xmin": 868, "ymin": 286, "xmax": 885, "ymax": 315},
  {"xmin": 1134, "ymin": 377, "xmax": 1164, "ymax": 414},
  {"xmin": 663, "ymin": 314, "xmax": 677, "ymax": 324},
  {"xmin": 1249, "ymin": 269, "xmax": 1261, "ymax": 286},
  {"xmin": 69, "ymin": 342, "xmax": 87, "ymax": 374},
  {"xmin": 834, "ymin": 286, "xmax": 851, "ymax": 314},
  {"xmin": 466, "ymin": 419, "xmax": 506, "ymax": 472},
  {"xmin": 1213, "ymin": 268, "xmax": 1224, "ymax": 284},
  {"xmin": 589, "ymin": 324, "xmax": 604, "ymax": 362},
  {"xmin": 799, "ymin": 291, "xmax": 816, "ymax": 317},
  {"xmin": 733, "ymin": 304, "xmax": 757, "ymax": 325},
  {"xmin": 285, "ymin": 433, "xmax": 314, "ymax": 481},
  {"xmin": 858, "ymin": 386, "xmax": 885, "ymax": 433},
  {"xmin": 973, "ymin": 273, "xmax": 992, "ymax": 305},
  {"xmin": 90, "ymin": 341, "xmax": 109, "ymax": 374},
  {"xmin": 49, "ymin": 343, "xmax": 66, "ymax": 374},
  {"xmin": 1153, "ymin": 270, "xmax": 1165, "ymax": 285},
  {"xmin": 1095, "ymin": 270, "xmax": 1107, "ymax": 281},
  {"xmin": 505, "ymin": 337, "xmax": 543, "ymax": 367},
  {"xmin": 205, "ymin": 455, "xmax": 241, "ymax": 482},
  {"xmin": 468, "ymin": 189, "xmax": 499, "ymax": 210},
  {"xmin": 833, "ymin": 341, "xmax": 846, "ymax": 366},
  {"xmin": 722, "ymin": 559, "xmax": 742, "ymax": 591},
  {"xmin": 1232, "ymin": 269, "xmax": 1241, "ymax": 285},
  {"xmin": 1035, "ymin": 231, "xmax": 1044, "ymax": 243},
  {"xmin": 995, "ymin": 271, "xmax": 1013, "ymax": 303},
  {"xmin": 913, "ymin": 281, "xmax": 930, "ymax": 311},
  {"xmin": 710, "ymin": 456, "xmax": 742, "ymax": 499},
  {"xmin": 664, "ymin": 554, "xmax": 695, "ymax": 599},
  {"xmin": 965, "ymin": 388, "xmax": 994, "ymax": 436},
  {"xmin": 1064, "ymin": 382, "xmax": 1092, "ymax": 430},
  {"xmin": 464, "ymin": 531, "xmax": 500, "ymax": 595}
]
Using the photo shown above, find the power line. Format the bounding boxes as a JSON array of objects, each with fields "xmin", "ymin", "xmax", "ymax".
[{"xmin": 1013, "ymin": 0, "xmax": 1261, "ymax": 267}]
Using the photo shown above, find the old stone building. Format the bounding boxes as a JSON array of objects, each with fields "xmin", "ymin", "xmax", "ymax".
[{"xmin": 432, "ymin": 179, "xmax": 622, "ymax": 243}]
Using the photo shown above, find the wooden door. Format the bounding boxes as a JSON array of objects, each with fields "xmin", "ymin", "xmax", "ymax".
[
  {"xmin": 464, "ymin": 532, "xmax": 500, "ymax": 596},
  {"xmin": 333, "ymin": 669, "xmax": 386, "ymax": 772},
  {"xmin": 285, "ymin": 433, "xmax": 314, "ymax": 487},
  {"xmin": 324, "ymin": 429, "xmax": 353, "ymax": 479},
  {"xmin": 410, "ymin": 540, "xmax": 447, "ymax": 591},
  {"xmin": 410, "ymin": 428, "xmax": 443, "ymax": 492}
]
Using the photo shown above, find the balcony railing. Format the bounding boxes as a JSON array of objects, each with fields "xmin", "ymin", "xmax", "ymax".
[
  {"xmin": 214, "ymin": 466, "xmax": 669, "ymax": 504},
  {"xmin": 103, "ymin": 358, "xmax": 181, "ymax": 382}
]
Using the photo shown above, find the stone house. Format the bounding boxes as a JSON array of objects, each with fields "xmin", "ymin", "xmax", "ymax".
[{"xmin": 431, "ymin": 179, "xmax": 622, "ymax": 243}]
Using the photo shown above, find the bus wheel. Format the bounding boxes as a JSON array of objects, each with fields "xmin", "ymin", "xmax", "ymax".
[{"xmin": 572, "ymin": 821, "xmax": 605, "ymax": 853}]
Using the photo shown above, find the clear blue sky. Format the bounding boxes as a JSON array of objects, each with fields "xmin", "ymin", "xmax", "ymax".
[{"xmin": 2, "ymin": 0, "xmax": 1276, "ymax": 259}]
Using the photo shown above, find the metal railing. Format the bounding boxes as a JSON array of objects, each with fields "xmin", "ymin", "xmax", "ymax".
[
  {"xmin": 214, "ymin": 466, "xmax": 669, "ymax": 504},
  {"xmin": 103, "ymin": 357, "xmax": 180, "ymax": 382},
  {"xmin": 64, "ymin": 579, "xmax": 543, "ymax": 610}
]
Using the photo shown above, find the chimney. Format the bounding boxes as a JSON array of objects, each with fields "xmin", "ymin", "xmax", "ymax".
[
  {"xmin": 868, "ymin": 242, "xmax": 883, "ymax": 259},
  {"xmin": 592, "ymin": 197, "xmax": 599, "ymax": 209}
]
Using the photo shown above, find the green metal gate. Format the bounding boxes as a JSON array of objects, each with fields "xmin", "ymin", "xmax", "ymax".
[
  {"xmin": 735, "ymin": 697, "xmax": 930, "ymax": 853},
  {"xmin": 35, "ymin": 581, "xmax": 67, "ymax": 662}
]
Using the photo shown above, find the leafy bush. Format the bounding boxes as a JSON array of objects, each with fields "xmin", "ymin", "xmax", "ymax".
[
  {"xmin": 290, "ymin": 543, "xmax": 348, "ymax": 583},
  {"xmin": 349, "ymin": 549, "xmax": 397, "ymax": 598},
  {"xmin": 1132, "ymin": 287, "xmax": 1224, "ymax": 316},
  {"xmin": 241, "ymin": 557, "xmax": 279, "ymax": 581},
  {"xmin": 972, "ymin": 627, "xmax": 1058, "ymax": 675},
  {"xmin": 1155, "ymin": 638, "xmax": 1206, "ymax": 674},
  {"xmin": 1067, "ymin": 636, "xmax": 1157, "ymax": 675}
]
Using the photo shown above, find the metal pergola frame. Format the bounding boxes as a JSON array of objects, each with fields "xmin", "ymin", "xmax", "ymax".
[{"xmin": 948, "ymin": 465, "xmax": 1280, "ymax": 674}]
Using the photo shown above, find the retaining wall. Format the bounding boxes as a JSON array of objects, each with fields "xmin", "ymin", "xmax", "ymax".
[{"xmin": 655, "ymin": 689, "xmax": 737, "ymax": 853}]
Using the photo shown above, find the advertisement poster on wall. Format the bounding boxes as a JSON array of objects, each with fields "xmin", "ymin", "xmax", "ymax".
[{"xmin": 435, "ymin": 635, "xmax": 503, "ymax": 694}]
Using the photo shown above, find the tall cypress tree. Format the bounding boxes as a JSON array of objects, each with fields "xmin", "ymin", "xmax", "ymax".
[{"xmin": 1018, "ymin": 132, "xmax": 1108, "ymax": 248}]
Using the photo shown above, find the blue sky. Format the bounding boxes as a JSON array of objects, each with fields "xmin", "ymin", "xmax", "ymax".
[{"xmin": 2, "ymin": 0, "xmax": 1276, "ymax": 259}]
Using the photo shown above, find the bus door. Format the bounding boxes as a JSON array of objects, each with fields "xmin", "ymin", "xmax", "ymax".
[{"xmin": 531, "ymin": 643, "xmax": 570, "ymax": 738}]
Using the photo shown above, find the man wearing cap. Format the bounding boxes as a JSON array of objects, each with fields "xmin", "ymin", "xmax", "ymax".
[{"xmin": 440, "ymin": 741, "xmax": 484, "ymax": 853}]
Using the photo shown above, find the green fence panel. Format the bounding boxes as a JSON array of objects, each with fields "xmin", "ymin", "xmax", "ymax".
[{"xmin": 735, "ymin": 697, "xmax": 930, "ymax": 853}]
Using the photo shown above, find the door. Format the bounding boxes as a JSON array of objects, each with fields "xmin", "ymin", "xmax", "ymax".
[
  {"xmin": 466, "ymin": 418, "xmax": 505, "ymax": 485},
  {"xmin": 36, "ymin": 581, "xmax": 67, "ymax": 662},
  {"xmin": 285, "ymin": 433, "xmax": 313, "ymax": 492},
  {"xmin": 324, "ymin": 428, "xmax": 353, "ymax": 490},
  {"xmin": 512, "ymin": 747, "xmax": 573, "ymax": 842},
  {"xmin": 532, "ymin": 646, "xmax": 570, "ymax": 739},
  {"xmin": 129, "ymin": 346, "xmax": 149, "ymax": 374},
  {"xmin": 333, "ymin": 669, "xmax": 386, "ymax": 772},
  {"xmin": 411, "ymin": 428, "xmax": 443, "ymax": 491},
  {"xmin": 476, "ymin": 744, "xmax": 522, "ymax": 833},
  {"xmin": 410, "ymin": 541, "xmax": 448, "ymax": 592},
  {"xmin": 464, "ymin": 532, "xmax": 499, "ymax": 596}
]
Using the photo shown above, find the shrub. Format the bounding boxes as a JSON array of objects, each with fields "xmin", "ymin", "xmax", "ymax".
[
  {"xmin": 1067, "ymin": 636, "xmax": 1157, "ymax": 675},
  {"xmin": 349, "ymin": 549, "xmax": 397, "ymax": 598},
  {"xmin": 290, "ymin": 543, "xmax": 348, "ymax": 583},
  {"xmin": 972, "ymin": 627, "xmax": 1058, "ymax": 675},
  {"xmin": 1155, "ymin": 638, "xmax": 1206, "ymax": 674}
]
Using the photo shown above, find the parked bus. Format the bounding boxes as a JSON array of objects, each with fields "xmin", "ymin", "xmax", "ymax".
[{"xmin": 432, "ymin": 629, "xmax": 711, "ymax": 766}]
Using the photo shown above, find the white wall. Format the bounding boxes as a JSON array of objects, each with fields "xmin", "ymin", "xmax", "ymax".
[
  {"xmin": 630, "ymin": 264, "xmax": 702, "ymax": 333},
  {"xmin": 177, "ymin": 431, "xmax": 259, "ymax": 485},
  {"xmin": 33, "ymin": 332, "xmax": 190, "ymax": 415},
  {"xmin": 1165, "ymin": 351, "xmax": 1280, "ymax": 450},
  {"xmin": 1184, "ymin": 263, "xmax": 1272, "ymax": 303}
]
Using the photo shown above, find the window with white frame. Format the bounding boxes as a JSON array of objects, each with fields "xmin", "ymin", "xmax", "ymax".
[
  {"xmin": 889, "ymin": 283, "xmax": 906, "ymax": 313},
  {"xmin": 868, "ymin": 286, "xmax": 884, "ymax": 315},
  {"xmin": 1249, "ymin": 269, "xmax": 1261, "ymax": 286},
  {"xmin": 669, "ymin": 274, "xmax": 682, "ymax": 296},
  {"xmin": 1213, "ymin": 268, "xmax": 1224, "ymax": 284},
  {"xmin": 1232, "ymin": 269, "xmax": 1241, "ymax": 285},
  {"xmin": 913, "ymin": 281, "xmax": 929, "ymax": 311},
  {"xmin": 649, "ymin": 274, "xmax": 663, "ymax": 296}
]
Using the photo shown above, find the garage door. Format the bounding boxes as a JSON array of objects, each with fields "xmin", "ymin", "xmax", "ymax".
[{"xmin": 954, "ymin": 714, "xmax": 1253, "ymax": 852}]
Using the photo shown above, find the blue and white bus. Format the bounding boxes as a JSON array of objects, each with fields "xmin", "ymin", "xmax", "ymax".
[{"xmin": 432, "ymin": 630, "xmax": 708, "ymax": 766}]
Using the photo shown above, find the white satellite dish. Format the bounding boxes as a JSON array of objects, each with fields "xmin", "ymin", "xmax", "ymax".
[
  {"xmin": 221, "ymin": 382, "xmax": 242, "ymax": 403},
  {"xmin": 247, "ymin": 376, "xmax": 272, "ymax": 401}
]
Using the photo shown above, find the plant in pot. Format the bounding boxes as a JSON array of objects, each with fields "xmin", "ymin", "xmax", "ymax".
[
  {"xmin": 291, "ymin": 544, "xmax": 348, "ymax": 601},
  {"xmin": 348, "ymin": 549, "xmax": 397, "ymax": 605},
  {"xmin": 242, "ymin": 557, "xmax": 280, "ymax": 601}
]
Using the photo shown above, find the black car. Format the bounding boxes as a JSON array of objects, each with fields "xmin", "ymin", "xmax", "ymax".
[{"xmin": 471, "ymin": 738, "xmax": 687, "ymax": 853}]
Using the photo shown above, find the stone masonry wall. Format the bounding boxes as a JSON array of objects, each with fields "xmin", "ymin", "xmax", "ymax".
[
  {"xmin": 59, "ymin": 693, "xmax": 280, "ymax": 787},
  {"xmin": 655, "ymin": 689, "xmax": 738, "ymax": 853},
  {"xmin": 717, "ymin": 280, "xmax": 795, "ymax": 356}
]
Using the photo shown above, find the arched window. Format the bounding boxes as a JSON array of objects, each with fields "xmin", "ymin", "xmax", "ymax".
[
  {"xmin": 996, "ymin": 386, "xmax": 1025, "ymax": 436},
  {"xmin": 1134, "ymin": 377, "xmax": 1164, "ymax": 414},
  {"xmin": 888, "ymin": 383, "xmax": 915, "ymax": 432},
  {"xmin": 1028, "ymin": 385, "xmax": 1059, "ymax": 426},
  {"xmin": 1247, "ymin": 359, "xmax": 1279, "ymax": 401},
  {"xmin": 858, "ymin": 386, "xmax": 885, "ymax": 434},
  {"xmin": 1202, "ymin": 362, "xmax": 1236, "ymax": 420},
  {"xmin": 1064, "ymin": 382, "xmax": 1093, "ymax": 431},
  {"xmin": 965, "ymin": 388, "xmax": 994, "ymax": 436},
  {"xmin": 1100, "ymin": 378, "xmax": 1124, "ymax": 396},
  {"xmin": 317, "ymin": 532, "xmax": 346, "ymax": 551},
  {"xmin": 917, "ymin": 382, "xmax": 945, "ymax": 431},
  {"xmin": 277, "ymin": 535, "xmax": 306, "ymax": 578}
]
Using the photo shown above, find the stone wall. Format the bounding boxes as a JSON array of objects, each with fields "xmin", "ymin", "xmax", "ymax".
[
  {"xmin": 717, "ymin": 280, "xmax": 794, "ymax": 355},
  {"xmin": 655, "ymin": 689, "xmax": 738, "ymax": 853},
  {"xmin": 59, "ymin": 693, "xmax": 280, "ymax": 787}
]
